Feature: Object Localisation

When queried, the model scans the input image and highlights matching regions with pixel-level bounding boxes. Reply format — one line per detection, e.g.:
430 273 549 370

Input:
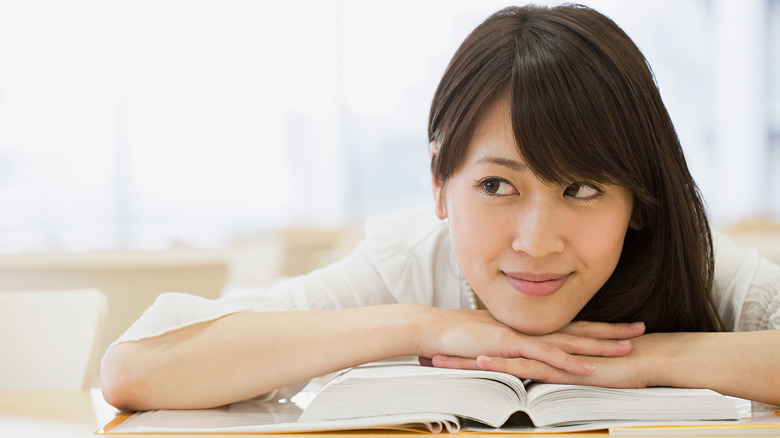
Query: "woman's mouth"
503 271 572 297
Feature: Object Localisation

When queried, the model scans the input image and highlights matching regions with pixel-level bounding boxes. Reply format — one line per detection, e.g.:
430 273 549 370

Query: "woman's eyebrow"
475 156 527 172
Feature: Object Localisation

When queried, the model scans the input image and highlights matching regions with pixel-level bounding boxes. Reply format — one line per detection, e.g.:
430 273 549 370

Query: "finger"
429 355 480 370
559 321 645 339
434 341 596 377
543 333 633 357
476 355 577 383
503 338 595 376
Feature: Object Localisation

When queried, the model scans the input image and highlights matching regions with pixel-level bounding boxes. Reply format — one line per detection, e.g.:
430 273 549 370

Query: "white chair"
0 251 227 388
0 289 107 390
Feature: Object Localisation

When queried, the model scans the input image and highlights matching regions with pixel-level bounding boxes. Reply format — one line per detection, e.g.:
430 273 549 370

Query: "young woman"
101 4 780 411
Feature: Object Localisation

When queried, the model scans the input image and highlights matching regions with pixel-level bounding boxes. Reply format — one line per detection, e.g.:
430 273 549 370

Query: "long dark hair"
428 4 724 332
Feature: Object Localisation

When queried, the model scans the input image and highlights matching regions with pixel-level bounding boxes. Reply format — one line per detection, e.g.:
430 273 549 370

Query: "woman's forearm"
101 303 609 411
101 304 419 411
647 330 780 405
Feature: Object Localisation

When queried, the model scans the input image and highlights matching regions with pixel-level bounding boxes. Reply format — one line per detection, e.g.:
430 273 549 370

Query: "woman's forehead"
468 99 517 155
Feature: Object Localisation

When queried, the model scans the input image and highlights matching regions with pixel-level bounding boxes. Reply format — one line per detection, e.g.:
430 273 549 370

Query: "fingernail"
475 356 491 370
629 322 645 329
477 355 493 365
581 362 595 373
617 340 631 345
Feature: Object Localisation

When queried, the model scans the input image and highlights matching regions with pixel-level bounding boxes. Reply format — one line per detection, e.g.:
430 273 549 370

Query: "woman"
101 4 780 411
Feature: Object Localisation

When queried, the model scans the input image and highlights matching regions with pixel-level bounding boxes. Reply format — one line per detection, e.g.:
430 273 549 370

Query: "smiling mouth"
503 271 572 297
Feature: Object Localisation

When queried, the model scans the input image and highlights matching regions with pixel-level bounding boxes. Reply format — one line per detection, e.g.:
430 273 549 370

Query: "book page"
298 362 529 427
524 383 740 427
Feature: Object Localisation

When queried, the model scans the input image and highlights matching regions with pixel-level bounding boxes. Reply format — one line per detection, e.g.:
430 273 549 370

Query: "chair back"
0 253 226 387
0 289 107 390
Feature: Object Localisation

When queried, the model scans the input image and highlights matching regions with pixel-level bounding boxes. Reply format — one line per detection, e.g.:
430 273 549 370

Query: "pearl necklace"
467 288 479 310
463 278 480 310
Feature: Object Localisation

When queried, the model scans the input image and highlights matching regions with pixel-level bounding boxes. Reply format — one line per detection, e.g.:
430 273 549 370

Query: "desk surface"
0 389 772 438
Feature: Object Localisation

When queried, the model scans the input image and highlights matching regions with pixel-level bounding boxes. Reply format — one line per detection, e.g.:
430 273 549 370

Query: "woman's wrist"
392 303 433 358
631 333 671 388
391 303 461 360
637 332 717 389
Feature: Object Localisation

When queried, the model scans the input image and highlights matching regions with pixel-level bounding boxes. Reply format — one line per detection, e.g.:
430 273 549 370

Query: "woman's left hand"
427 321 658 389
478 333 663 388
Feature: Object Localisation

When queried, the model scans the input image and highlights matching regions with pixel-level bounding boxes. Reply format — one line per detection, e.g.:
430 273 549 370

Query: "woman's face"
433 99 635 335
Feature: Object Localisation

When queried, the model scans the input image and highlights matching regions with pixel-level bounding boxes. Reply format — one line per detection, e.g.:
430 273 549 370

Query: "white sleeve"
225 206 458 312
110 240 394 347
113 292 254 344
257 240 401 311
712 231 780 331
108 207 462 347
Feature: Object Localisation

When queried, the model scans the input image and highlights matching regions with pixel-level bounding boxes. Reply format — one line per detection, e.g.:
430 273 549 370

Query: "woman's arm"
101 305 415 411
101 304 638 411
466 329 780 406
638 330 780 405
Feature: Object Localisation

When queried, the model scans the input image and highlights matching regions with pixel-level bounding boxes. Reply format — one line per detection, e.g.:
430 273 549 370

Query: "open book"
105 359 744 434
297 361 740 431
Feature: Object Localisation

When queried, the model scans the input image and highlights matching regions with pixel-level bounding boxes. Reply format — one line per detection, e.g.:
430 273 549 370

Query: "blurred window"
0 0 776 252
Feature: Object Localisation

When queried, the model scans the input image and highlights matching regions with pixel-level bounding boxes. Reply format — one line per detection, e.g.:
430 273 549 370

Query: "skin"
101 99 780 412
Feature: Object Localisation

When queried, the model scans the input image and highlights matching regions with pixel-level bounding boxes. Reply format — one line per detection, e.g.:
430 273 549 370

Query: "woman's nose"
510 202 565 258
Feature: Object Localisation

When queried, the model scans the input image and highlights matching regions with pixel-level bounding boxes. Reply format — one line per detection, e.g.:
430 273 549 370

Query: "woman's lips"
503 271 571 297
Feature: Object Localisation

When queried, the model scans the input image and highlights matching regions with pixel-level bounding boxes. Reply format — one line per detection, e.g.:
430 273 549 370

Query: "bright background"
0 0 778 254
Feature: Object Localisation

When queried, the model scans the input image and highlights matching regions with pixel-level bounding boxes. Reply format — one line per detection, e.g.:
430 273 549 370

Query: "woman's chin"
494 311 571 336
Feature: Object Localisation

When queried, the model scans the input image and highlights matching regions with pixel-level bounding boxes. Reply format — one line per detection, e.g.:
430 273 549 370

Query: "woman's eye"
564 183 602 200
480 178 517 196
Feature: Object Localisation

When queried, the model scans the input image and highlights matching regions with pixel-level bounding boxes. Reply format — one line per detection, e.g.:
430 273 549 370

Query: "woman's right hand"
413 305 644 378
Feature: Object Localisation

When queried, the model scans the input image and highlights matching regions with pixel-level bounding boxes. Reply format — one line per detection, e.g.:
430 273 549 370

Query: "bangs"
508 18 647 195
431 4 659 208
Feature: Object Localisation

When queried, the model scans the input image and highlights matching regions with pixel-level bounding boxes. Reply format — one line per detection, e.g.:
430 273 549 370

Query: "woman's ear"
430 141 448 219
432 178 448 219
629 206 645 230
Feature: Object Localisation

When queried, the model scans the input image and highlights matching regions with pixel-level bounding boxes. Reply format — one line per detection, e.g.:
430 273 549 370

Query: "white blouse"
111 207 780 350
